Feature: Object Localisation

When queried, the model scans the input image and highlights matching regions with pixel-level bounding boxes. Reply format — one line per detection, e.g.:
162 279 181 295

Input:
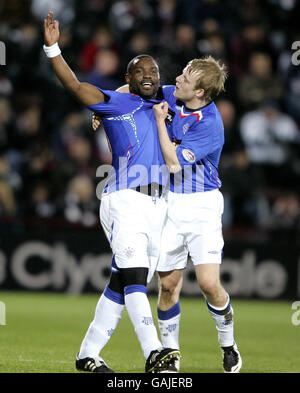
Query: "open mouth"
141 81 153 89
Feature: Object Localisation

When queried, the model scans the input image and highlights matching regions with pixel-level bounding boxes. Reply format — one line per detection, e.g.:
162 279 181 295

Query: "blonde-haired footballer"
153 56 242 373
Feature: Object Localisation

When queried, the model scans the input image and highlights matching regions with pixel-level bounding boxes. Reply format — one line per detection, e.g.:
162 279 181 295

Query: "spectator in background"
0 98 12 152
230 21 277 79
265 0 300 41
121 30 153 69
237 52 283 110
22 142 57 211
197 30 228 61
63 175 98 227
0 72 13 97
27 182 56 219
15 104 42 141
0 157 17 218
279 35 300 125
236 0 265 24
175 0 234 35
31 0 75 27
153 0 176 45
109 0 154 42
216 98 243 156
86 49 122 91
157 24 199 84
0 180 16 218
269 192 300 233
240 100 300 188
79 26 118 73
6 22 41 90
67 137 94 175
57 136 96 190
7 99 44 188
220 149 267 229
52 111 88 160
0 155 22 198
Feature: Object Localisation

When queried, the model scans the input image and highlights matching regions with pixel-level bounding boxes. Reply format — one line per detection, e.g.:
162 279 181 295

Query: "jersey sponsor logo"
182 149 196 163
106 100 144 147
183 122 190 134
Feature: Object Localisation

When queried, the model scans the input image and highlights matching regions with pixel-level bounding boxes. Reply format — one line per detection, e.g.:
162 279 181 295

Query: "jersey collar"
177 100 213 122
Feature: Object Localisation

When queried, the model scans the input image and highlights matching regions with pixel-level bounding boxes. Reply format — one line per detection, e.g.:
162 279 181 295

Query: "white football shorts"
157 189 224 272
100 189 168 282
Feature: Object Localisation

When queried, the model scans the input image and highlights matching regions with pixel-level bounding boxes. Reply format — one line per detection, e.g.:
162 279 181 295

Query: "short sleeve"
86 88 130 117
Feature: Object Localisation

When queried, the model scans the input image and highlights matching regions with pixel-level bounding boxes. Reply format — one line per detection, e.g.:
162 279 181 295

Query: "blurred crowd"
0 0 300 241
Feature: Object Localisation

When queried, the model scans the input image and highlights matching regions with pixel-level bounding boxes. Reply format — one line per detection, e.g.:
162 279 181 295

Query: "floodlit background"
0 0 300 373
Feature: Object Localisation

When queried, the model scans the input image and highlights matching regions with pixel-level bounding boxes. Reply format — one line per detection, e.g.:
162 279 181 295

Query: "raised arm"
44 11 104 106
153 102 182 173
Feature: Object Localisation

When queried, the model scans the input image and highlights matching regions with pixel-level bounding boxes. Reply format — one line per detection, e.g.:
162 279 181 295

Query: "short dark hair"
126 55 158 75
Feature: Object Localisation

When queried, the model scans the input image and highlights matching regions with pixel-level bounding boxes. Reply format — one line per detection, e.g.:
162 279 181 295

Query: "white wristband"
43 42 61 58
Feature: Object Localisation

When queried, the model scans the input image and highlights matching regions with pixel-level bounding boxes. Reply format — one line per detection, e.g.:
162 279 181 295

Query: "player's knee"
159 274 182 297
199 278 221 298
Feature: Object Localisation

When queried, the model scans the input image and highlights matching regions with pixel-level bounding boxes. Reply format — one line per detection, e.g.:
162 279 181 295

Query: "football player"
153 57 242 373
43 11 180 373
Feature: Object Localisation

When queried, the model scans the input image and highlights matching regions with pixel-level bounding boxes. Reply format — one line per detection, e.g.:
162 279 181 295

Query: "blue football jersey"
87 89 168 192
162 85 225 193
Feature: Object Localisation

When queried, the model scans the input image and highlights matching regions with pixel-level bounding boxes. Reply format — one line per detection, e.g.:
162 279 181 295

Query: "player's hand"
44 11 60 46
153 101 169 121
92 113 102 131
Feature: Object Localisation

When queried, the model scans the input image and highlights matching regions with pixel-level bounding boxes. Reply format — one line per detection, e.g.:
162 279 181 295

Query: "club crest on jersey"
182 149 195 163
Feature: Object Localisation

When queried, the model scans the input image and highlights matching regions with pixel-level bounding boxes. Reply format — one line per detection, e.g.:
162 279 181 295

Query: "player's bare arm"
153 102 182 173
44 12 104 106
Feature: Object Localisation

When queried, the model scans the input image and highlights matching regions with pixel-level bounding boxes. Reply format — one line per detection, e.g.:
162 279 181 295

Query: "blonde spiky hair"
185 56 228 102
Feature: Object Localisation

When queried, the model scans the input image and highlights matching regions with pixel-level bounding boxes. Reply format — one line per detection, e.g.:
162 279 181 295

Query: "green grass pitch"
0 291 299 373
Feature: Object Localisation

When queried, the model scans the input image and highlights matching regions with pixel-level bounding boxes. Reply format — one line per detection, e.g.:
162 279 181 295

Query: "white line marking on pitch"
17 356 72 364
